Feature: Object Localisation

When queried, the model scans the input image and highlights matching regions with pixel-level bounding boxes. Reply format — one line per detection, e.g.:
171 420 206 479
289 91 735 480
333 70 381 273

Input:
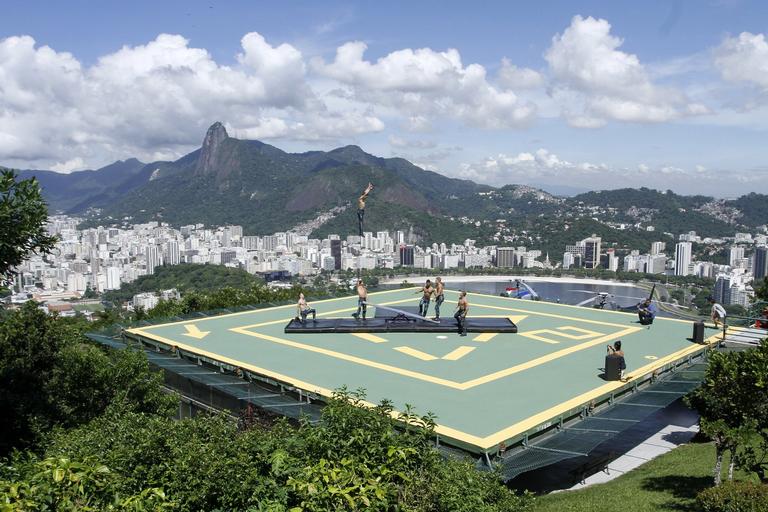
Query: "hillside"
17 159 150 212
82 123 497 242
5 123 765 246
570 188 738 235
102 263 263 303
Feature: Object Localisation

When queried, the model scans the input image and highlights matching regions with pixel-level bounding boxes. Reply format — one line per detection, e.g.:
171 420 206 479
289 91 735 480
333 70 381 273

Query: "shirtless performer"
416 279 434 317
295 292 316 324
352 279 368 320
454 291 469 336
433 277 445 320
357 182 374 237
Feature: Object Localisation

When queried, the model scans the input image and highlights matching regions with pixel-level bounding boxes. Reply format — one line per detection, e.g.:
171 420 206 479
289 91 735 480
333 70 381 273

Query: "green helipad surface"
127 287 716 453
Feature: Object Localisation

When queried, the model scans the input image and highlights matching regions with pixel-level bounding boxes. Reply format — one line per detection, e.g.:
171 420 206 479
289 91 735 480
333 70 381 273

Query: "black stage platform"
285 305 518 334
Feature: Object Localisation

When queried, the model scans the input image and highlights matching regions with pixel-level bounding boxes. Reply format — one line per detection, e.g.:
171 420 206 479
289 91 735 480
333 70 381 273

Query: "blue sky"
2 0 768 197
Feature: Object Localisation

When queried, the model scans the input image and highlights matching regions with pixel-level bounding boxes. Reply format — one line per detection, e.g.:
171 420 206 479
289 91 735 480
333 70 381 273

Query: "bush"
33 389 533 511
0 456 175 511
697 482 768 512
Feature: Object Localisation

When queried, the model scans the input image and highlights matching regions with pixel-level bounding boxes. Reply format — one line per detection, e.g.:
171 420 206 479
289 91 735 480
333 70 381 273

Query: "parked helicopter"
569 286 690 311
499 279 539 300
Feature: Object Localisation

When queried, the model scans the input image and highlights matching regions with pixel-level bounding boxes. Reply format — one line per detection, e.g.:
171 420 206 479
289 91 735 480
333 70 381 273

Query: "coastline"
381 275 641 288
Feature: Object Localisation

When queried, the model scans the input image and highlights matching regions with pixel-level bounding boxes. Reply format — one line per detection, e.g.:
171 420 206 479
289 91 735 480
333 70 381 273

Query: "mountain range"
9 122 767 247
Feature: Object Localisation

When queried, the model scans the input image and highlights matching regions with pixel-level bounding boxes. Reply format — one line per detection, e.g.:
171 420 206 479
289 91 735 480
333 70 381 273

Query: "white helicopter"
570 286 690 311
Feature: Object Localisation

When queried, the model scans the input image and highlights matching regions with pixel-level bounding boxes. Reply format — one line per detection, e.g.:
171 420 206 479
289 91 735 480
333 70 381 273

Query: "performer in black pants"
352 279 368 320
416 279 433 317
433 277 445 320
357 182 374 237
454 291 469 336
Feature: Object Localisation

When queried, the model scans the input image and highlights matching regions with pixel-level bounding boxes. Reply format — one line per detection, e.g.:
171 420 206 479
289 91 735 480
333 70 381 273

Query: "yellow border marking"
351 333 388 344
394 346 438 361
473 333 498 343
442 346 476 360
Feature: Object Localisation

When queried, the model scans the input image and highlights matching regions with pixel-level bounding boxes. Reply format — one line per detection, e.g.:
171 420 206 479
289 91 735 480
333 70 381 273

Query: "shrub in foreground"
697 481 768 512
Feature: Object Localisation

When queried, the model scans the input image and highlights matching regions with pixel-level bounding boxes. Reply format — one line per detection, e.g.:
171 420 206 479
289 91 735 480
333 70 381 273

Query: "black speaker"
693 321 705 344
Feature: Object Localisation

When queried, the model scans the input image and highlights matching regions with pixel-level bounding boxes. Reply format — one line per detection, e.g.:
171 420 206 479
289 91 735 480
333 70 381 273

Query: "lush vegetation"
102 263 265 303
0 170 58 284
687 341 768 485
0 303 176 456
2 389 532 511
725 193 768 229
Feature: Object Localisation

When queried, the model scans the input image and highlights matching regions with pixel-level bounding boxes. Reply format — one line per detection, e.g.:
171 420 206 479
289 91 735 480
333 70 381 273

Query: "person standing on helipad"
454 291 469 336
352 279 368 320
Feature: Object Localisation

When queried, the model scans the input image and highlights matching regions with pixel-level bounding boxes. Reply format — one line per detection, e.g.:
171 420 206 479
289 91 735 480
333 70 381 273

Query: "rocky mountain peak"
196 122 229 174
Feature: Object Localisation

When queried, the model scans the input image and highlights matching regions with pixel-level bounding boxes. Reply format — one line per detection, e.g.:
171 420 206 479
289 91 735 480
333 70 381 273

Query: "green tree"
755 277 768 302
688 342 768 485
0 170 58 284
0 302 176 455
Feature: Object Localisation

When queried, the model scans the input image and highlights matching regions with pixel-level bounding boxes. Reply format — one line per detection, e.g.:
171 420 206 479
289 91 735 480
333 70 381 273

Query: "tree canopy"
0 170 58 284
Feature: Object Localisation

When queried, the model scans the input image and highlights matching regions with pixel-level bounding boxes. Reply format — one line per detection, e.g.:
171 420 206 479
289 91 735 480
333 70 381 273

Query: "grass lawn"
530 441 748 512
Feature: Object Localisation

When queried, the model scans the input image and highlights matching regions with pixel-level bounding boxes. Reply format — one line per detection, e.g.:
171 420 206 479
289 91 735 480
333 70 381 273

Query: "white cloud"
545 15 709 127
497 58 544 89
313 41 538 129
454 148 764 197
714 32 768 89
457 148 606 184
0 33 383 169
50 157 86 173
388 135 437 149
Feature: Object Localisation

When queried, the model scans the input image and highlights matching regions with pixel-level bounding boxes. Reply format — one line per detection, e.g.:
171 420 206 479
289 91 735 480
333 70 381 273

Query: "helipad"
125 287 718 454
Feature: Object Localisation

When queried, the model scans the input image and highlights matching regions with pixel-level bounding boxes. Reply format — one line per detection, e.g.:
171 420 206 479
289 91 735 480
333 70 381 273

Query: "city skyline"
10 214 765 313
2 1 768 196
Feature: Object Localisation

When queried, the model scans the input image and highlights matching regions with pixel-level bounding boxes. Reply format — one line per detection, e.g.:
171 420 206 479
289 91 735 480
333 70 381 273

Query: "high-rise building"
330 239 342 270
145 245 161 274
583 236 602 269
496 247 516 268
647 255 667 274
729 246 745 267
674 242 692 276
399 245 415 266
754 247 768 280
105 267 121 290
165 240 180 265
650 241 665 256
562 252 575 270
714 276 732 305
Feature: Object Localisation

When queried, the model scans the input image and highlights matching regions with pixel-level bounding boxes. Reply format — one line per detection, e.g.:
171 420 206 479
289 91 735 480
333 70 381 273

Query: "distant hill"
17 159 151 212
4 124 765 246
